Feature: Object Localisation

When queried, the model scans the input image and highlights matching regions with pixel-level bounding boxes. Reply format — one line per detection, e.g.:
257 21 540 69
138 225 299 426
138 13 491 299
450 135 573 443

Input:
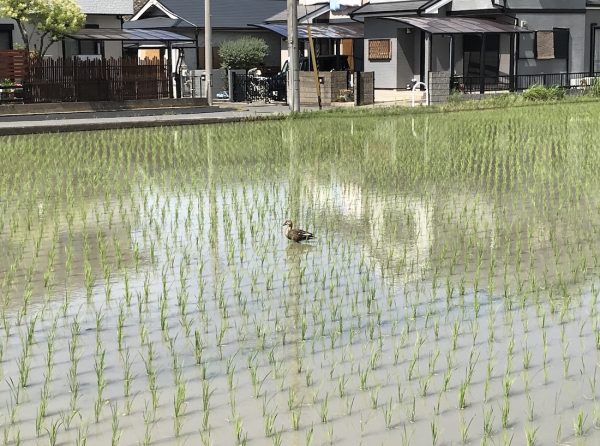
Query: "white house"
0 0 133 58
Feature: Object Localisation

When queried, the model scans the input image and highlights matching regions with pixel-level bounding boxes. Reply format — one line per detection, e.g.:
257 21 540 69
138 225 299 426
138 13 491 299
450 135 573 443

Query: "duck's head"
282 220 293 228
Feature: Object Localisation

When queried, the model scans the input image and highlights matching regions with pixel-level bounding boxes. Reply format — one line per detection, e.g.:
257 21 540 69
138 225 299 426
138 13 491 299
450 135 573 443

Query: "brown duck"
283 220 315 242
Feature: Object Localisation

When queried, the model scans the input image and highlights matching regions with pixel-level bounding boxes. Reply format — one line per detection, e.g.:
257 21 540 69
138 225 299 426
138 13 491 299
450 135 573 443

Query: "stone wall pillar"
428 71 451 104
354 72 374 106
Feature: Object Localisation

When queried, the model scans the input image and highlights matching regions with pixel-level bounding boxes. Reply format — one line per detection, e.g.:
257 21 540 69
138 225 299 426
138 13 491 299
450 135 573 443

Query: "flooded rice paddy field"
2 103 600 445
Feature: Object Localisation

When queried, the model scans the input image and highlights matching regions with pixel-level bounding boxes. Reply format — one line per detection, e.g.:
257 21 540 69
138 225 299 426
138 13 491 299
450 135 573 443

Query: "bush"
219 37 269 71
522 84 565 101
589 77 600 97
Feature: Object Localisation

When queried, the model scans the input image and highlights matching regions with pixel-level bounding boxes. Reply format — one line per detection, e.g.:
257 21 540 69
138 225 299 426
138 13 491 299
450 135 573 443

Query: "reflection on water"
1 103 600 444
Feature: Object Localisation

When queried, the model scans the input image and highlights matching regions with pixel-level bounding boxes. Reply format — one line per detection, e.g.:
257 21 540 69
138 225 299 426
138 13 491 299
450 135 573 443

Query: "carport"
66 28 195 97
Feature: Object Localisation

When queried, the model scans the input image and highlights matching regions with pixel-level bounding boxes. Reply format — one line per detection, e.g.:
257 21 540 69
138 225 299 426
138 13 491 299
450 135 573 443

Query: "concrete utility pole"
205 0 212 105
287 0 300 111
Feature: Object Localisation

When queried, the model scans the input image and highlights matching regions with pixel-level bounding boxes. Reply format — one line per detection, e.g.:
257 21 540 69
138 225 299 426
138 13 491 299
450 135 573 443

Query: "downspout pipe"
590 23 597 76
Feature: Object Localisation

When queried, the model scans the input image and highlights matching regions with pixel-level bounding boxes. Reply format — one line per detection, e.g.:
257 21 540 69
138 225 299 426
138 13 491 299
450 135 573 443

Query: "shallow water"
2 104 600 445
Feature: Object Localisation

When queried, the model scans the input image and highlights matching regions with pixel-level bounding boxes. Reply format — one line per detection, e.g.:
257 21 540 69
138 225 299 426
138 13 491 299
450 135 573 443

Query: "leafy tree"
0 0 86 56
219 37 269 72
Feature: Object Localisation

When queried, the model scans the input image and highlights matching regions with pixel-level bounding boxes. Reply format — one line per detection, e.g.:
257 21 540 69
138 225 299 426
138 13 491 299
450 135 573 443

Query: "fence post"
228 70 234 102
354 71 361 106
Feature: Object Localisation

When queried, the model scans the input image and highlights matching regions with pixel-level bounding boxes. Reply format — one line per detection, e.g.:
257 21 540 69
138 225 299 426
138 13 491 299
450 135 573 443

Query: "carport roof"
254 22 364 39
66 28 194 42
385 16 530 34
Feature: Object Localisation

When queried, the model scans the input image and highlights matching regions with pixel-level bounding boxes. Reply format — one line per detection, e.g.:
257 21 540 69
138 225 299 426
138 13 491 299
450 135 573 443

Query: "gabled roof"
351 1 429 18
127 0 287 29
266 3 329 23
77 0 133 15
124 17 184 29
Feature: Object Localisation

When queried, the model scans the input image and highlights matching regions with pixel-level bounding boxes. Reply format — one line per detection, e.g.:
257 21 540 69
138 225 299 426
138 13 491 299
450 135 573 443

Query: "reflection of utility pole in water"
412 116 430 166
207 127 221 297
286 123 302 222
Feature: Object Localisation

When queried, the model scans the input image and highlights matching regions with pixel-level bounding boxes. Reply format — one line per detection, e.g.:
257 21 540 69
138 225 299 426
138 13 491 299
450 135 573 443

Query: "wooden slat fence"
0 50 29 82
22 57 170 103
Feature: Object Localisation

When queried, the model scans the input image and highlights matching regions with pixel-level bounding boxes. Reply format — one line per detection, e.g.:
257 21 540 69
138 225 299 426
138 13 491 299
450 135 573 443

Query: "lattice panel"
368 39 392 61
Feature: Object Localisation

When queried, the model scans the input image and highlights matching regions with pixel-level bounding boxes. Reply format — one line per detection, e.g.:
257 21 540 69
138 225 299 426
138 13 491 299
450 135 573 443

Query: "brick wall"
429 71 451 104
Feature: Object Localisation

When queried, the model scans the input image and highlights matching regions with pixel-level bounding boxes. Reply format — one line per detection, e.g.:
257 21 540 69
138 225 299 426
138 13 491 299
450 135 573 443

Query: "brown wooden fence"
0 50 29 82
0 52 171 103
23 57 170 103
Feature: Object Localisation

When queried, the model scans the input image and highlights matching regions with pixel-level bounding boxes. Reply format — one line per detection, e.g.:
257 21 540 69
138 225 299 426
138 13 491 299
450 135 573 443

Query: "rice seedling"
45 419 62 446
574 409 587 437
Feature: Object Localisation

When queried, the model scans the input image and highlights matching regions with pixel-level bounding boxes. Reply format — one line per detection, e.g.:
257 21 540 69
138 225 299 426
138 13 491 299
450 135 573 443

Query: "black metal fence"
231 73 286 103
451 72 600 94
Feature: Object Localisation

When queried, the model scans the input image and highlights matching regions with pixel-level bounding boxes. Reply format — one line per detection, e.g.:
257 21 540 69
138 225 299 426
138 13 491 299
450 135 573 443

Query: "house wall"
516 13 585 74
499 33 511 75
397 29 415 88
585 9 600 72
505 0 586 9
364 17 401 89
432 34 451 72
454 34 464 75
446 0 493 11
450 0 587 10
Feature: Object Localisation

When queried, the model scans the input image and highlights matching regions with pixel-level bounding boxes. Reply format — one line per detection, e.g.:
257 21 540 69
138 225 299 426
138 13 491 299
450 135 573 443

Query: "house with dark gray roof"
125 0 286 70
352 0 600 98
0 0 132 58
256 1 365 72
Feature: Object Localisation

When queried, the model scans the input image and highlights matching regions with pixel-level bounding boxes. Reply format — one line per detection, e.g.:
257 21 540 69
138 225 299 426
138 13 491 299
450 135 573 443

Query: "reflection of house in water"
303 176 513 285
308 178 434 282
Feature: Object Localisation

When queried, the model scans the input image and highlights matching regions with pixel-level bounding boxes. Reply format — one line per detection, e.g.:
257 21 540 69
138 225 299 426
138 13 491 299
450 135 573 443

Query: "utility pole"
287 0 300 111
205 0 212 105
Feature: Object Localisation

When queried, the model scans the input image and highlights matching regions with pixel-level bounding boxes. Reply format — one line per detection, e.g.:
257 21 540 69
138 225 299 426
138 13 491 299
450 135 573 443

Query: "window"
368 39 391 61
64 24 103 57
553 28 569 59
463 34 499 77
519 29 569 60
79 24 102 55
0 25 13 50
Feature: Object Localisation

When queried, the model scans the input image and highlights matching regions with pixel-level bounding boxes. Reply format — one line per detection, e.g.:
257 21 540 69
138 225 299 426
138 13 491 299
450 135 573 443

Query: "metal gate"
232 72 286 103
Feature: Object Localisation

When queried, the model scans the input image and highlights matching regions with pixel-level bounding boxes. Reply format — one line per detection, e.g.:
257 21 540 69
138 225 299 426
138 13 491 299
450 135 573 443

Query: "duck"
283 220 315 243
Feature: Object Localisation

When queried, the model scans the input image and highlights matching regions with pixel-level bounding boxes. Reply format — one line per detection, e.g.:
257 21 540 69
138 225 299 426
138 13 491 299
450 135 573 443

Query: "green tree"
0 0 86 56
218 37 269 72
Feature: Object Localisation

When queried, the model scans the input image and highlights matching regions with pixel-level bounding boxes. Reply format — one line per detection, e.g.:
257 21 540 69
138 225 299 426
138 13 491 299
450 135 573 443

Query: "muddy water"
2 104 600 445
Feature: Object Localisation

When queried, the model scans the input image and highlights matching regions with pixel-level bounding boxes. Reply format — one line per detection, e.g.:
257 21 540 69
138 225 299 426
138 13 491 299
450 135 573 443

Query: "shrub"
589 77 600 97
219 37 269 72
522 84 565 101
